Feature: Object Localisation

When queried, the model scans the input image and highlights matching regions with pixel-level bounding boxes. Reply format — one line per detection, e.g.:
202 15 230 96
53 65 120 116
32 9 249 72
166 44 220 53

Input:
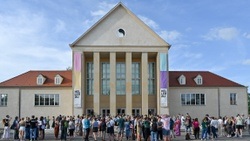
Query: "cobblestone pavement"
1 128 250 141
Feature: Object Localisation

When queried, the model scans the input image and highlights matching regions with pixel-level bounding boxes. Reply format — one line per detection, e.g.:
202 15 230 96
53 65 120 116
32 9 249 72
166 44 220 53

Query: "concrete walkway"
1 128 250 140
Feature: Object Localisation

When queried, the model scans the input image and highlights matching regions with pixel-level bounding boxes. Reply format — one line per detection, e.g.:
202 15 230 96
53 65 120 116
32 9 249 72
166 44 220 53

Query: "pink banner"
74 52 81 71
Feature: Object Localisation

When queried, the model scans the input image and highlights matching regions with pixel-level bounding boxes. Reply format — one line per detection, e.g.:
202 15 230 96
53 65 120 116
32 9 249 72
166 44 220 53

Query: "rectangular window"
86 62 94 95
132 108 141 116
230 93 237 105
0 94 8 106
148 108 156 115
117 108 126 115
148 62 155 95
116 63 126 95
34 94 59 106
102 62 110 95
86 109 94 116
132 62 140 95
101 109 110 117
181 93 205 105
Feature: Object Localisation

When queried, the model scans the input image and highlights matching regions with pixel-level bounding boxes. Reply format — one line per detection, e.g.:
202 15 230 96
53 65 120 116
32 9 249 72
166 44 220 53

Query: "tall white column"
126 52 132 115
93 52 100 115
110 52 116 116
141 52 148 115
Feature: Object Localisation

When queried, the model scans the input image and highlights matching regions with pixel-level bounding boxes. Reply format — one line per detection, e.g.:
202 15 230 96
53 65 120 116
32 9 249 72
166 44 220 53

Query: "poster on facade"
160 88 168 107
160 53 168 107
74 90 81 107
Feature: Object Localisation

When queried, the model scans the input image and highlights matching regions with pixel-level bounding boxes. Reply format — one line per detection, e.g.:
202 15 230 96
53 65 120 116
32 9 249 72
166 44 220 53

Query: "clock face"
118 28 125 37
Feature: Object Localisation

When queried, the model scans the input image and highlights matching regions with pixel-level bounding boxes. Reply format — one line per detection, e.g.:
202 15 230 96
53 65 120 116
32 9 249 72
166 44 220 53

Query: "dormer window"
194 74 203 85
54 74 63 85
37 74 46 85
178 75 186 85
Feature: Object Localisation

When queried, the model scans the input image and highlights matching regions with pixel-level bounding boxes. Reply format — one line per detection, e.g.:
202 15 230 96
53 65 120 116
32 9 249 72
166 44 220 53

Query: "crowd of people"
1 113 250 141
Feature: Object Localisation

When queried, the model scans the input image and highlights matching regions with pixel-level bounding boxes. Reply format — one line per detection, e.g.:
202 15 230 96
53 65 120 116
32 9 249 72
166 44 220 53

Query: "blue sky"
0 0 249 92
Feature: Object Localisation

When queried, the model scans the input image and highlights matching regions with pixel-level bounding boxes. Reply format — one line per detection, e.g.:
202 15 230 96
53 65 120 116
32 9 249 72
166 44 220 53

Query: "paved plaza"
1 128 250 141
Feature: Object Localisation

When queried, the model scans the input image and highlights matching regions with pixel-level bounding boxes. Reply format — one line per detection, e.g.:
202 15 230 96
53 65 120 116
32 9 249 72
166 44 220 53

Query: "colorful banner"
74 52 81 72
160 53 168 107
74 90 81 107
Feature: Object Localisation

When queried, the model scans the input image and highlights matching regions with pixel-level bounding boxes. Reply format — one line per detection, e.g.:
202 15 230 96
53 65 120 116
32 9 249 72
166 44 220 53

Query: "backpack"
152 121 157 132
64 121 68 128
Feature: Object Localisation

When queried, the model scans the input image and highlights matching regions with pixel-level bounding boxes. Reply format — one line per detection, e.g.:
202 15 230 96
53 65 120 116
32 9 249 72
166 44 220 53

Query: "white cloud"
203 27 239 41
183 52 202 59
242 59 250 65
0 8 71 82
243 32 250 39
54 19 66 33
158 30 182 43
91 2 116 17
138 15 159 30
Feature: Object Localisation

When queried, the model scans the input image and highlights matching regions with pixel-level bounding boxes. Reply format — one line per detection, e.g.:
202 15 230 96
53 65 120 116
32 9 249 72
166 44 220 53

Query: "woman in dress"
174 116 181 136
54 118 60 139
92 118 99 141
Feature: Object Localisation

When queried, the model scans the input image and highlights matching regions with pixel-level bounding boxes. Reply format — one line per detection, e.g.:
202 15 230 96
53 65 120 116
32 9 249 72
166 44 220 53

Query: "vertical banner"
160 53 168 107
73 52 82 108
74 52 82 71
74 90 81 107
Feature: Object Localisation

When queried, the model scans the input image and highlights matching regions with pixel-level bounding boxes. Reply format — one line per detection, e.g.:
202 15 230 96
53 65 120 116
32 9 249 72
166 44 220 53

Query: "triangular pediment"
70 3 170 48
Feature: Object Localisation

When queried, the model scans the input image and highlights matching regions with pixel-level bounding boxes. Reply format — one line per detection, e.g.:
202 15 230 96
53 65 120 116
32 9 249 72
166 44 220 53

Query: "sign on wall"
74 89 81 107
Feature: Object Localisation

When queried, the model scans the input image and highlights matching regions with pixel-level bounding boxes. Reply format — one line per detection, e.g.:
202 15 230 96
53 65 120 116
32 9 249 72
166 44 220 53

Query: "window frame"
34 94 59 106
86 62 94 95
132 62 140 95
148 62 156 95
101 62 110 95
181 93 206 106
230 93 237 105
116 62 126 95
0 94 8 106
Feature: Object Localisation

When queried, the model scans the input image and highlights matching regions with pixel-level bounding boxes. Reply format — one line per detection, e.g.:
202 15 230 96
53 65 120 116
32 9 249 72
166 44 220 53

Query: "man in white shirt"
210 117 218 139
161 114 171 141
217 116 223 136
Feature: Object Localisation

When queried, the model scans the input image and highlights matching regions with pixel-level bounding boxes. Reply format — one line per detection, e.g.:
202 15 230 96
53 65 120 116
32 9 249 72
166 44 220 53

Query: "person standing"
157 116 163 140
235 114 243 138
60 116 68 141
82 115 91 141
54 118 60 139
92 118 99 141
217 116 224 137
1 115 11 140
201 117 208 140
192 118 200 139
117 115 125 141
162 114 171 141
18 117 26 141
68 117 75 140
247 115 250 134
11 116 19 141
210 117 218 139
174 116 181 136
100 117 106 141
30 115 38 141
25 117 30 140
150 117 158 141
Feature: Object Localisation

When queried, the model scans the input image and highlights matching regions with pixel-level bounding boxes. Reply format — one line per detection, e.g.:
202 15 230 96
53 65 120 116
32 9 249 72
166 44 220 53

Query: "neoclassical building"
0 3 248 121
70 3 170 116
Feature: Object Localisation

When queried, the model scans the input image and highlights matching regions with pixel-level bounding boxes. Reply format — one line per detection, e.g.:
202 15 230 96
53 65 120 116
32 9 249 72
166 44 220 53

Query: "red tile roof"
169 71 245 87
0 70 244 88
0 70 72 87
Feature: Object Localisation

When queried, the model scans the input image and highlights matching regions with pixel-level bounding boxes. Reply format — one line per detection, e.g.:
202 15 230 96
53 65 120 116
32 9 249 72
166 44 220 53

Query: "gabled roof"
169 71 245 87
0 70 244 88
70 2 170 48
0 70 72 87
